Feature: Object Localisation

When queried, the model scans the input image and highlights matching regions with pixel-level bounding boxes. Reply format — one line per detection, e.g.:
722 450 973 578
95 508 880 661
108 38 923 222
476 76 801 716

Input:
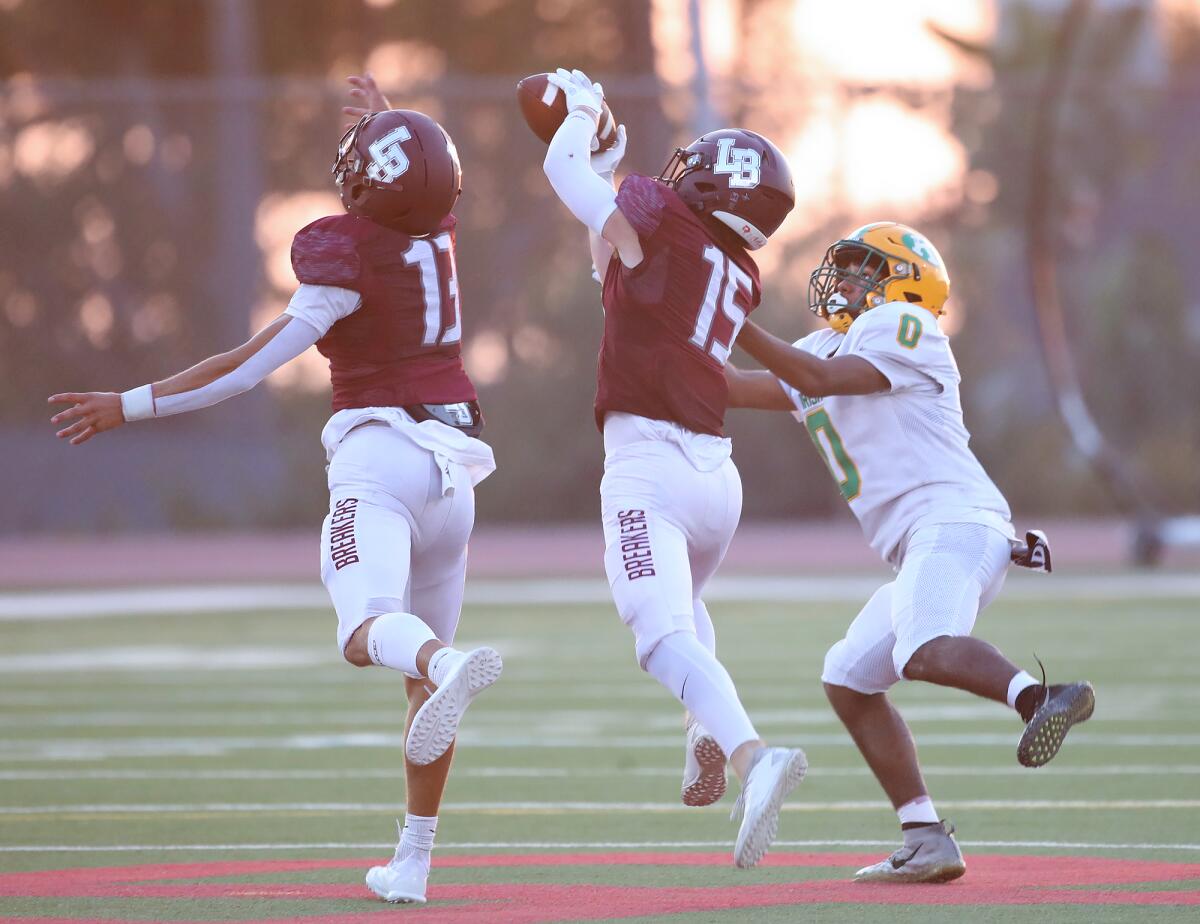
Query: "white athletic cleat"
853 820 966 883
682 720 727 807
730 746 808 869
405 646 503 766
365 854 429 904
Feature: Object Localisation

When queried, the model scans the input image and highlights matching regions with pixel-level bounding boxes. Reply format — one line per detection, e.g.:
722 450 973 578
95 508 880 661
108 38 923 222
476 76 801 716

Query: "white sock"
427 647 466 687
644 631 758 758
897 795 939 826
397 813 437 868
366 613 436 676
1006 670 1040 709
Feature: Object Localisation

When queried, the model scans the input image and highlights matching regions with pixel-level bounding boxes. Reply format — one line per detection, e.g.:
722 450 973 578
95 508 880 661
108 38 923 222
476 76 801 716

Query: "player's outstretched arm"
736 320 889 398
49 314 322 446
725 363 793 410
542 69 643 269
343 72 391 122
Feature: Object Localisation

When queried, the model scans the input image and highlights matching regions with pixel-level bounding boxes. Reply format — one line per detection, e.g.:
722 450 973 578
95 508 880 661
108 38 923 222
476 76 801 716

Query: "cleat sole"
682 735 727 807
405 647 502 766
734 749 808 870
1017 682 1095 768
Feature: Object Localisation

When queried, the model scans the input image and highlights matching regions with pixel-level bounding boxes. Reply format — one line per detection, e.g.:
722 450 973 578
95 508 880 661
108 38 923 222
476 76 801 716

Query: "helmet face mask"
808 242 892 333
808 222 950 333
332 110 462 236
656 129 795 250
657 146 707 190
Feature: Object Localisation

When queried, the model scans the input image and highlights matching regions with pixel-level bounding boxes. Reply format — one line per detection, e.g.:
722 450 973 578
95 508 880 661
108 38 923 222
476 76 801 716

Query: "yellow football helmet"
808 221 950 334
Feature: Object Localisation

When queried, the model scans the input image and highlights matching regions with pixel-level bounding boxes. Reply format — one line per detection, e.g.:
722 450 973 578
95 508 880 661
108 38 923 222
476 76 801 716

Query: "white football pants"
599 414 759 756
822 521 1013 694
599 418 742 667
321 422 475 654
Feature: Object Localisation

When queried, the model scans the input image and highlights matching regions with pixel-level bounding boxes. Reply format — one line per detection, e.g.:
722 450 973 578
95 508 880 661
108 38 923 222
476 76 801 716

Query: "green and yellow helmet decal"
808 221 950 332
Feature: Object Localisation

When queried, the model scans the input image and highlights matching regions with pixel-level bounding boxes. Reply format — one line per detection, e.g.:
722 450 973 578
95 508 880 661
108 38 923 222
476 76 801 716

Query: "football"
516 72 618 151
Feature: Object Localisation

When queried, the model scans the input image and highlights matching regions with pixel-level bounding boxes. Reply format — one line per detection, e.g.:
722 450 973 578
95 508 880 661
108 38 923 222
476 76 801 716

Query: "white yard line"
3 764 1200 782
0 702 1104 728
2 573 1199 620
1 838 1199 853
3 799 1200 815
1 730 1199 762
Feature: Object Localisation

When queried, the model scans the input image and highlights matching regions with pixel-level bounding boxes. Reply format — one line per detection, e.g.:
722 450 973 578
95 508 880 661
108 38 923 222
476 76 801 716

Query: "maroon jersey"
290 213 477 411
596 174 761 437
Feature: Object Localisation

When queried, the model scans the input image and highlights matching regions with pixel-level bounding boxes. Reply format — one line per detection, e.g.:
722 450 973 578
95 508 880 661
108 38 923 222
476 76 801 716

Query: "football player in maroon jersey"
49 91 499 906
541 68 807 868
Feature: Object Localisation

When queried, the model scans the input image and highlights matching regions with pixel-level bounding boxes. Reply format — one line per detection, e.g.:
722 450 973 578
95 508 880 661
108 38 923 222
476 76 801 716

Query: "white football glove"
548 67 604 125
591 123 627 180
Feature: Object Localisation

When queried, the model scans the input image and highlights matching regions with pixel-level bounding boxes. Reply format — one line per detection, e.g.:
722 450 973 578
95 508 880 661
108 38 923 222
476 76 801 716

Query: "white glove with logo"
591 124 627 181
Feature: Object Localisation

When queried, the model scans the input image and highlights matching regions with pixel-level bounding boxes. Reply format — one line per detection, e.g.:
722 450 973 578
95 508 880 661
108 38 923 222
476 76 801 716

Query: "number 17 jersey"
595 174 762 437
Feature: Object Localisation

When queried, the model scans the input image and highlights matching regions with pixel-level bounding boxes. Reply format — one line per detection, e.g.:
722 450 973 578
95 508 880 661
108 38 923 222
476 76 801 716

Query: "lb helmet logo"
714 137 761 189
367 126 412 183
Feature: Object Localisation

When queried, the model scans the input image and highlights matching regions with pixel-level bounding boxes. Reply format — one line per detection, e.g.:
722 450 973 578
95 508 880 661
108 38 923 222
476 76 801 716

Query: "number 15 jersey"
779 302 1013 566
595 174 762 437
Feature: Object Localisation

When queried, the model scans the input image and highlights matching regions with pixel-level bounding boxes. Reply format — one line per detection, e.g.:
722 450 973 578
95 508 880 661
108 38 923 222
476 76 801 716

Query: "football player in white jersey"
725 222 1096 883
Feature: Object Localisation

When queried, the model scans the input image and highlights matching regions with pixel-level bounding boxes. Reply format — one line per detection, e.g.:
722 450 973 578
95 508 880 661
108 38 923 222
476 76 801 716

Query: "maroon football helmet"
332 110 462 236
657 128 795 250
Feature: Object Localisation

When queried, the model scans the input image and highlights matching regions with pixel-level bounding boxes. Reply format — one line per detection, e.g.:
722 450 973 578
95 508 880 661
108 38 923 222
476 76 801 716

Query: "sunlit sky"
5 0 1193 388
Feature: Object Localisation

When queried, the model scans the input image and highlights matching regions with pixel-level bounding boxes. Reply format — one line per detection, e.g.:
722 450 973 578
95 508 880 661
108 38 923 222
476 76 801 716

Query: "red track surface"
2 851 1198 922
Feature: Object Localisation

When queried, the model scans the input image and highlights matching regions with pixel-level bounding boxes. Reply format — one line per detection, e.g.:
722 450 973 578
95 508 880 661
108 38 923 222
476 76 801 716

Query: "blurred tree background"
1 0 1196 533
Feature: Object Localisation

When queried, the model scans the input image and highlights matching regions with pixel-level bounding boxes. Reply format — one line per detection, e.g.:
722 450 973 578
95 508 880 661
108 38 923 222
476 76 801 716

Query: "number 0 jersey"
596 174 762 437
779 302 1013 566
289 212 476 412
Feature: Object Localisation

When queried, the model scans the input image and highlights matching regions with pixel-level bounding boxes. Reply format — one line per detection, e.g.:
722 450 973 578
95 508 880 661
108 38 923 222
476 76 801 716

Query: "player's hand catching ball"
547 68 604 125
343 72 391 123
48 392 125 445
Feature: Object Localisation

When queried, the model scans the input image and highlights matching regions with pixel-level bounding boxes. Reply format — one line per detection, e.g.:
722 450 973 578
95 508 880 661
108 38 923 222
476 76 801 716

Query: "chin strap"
827 310 855 334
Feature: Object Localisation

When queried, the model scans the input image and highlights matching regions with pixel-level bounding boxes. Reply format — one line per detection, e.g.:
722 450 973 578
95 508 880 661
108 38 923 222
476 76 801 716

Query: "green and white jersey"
779 301 1013 566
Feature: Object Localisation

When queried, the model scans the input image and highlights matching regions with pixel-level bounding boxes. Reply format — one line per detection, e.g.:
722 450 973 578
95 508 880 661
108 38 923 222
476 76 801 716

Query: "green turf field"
1 581 1199 921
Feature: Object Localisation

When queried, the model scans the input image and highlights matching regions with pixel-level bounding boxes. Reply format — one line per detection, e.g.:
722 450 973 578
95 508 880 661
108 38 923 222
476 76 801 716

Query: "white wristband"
120 384 156 422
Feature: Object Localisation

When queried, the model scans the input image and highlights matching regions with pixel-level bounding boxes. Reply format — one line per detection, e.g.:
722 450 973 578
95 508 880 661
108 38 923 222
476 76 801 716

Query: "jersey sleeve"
777 330 836 410
615 173 668 240
290 217 363 290
843 304 953 394
284 284 362 338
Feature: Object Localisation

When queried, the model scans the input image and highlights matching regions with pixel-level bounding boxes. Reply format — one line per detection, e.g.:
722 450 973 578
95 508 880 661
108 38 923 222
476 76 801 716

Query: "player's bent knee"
342 619 375 668
901 635 952 682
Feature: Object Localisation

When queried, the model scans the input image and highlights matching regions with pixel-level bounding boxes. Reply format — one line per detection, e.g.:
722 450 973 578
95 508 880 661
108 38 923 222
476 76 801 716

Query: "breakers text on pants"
330 497 360 570
618 509 656 580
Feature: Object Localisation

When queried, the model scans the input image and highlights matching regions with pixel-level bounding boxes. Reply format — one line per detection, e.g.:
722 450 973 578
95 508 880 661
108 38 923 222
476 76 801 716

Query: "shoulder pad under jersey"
291 215 363 289
846 302 955 388
615 173 669 239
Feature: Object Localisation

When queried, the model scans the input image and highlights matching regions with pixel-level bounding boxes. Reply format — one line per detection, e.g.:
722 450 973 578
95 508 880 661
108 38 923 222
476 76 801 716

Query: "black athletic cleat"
1017 681 1095 767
